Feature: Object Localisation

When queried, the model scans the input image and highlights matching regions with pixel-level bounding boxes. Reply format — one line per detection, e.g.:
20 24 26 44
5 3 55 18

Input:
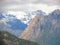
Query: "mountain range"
0 10 45 37
0 13 27 36
20 9 60 45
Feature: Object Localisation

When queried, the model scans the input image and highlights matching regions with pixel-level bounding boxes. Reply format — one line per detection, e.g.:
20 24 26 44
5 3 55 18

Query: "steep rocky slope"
20 14 45 41
20 9 60 45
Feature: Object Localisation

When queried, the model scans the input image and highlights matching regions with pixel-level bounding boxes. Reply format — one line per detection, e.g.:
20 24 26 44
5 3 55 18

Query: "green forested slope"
0 31 39 45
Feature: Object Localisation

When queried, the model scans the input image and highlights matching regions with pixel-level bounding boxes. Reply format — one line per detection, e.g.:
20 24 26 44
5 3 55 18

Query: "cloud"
7 11 26 19
1 0 60 5
30 0 60 5
3 4 59 13
0 0 60 14
21 0 57 6
16 0 60 5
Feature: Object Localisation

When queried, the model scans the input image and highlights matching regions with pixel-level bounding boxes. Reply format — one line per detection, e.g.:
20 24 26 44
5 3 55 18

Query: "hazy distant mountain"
0 13 27 36
20 9 60 45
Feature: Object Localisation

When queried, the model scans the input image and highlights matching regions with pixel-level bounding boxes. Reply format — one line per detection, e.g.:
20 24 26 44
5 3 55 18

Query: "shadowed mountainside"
0 31 39 45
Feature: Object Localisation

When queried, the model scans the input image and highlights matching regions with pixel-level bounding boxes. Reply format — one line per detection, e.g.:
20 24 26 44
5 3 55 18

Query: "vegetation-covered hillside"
0 31 39 45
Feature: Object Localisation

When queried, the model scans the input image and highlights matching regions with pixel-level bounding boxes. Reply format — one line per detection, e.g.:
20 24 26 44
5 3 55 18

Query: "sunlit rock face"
20 9 60 45
20 14 45 40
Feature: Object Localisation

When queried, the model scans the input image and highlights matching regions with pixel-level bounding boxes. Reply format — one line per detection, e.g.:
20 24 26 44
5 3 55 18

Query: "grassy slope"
0 31 39 45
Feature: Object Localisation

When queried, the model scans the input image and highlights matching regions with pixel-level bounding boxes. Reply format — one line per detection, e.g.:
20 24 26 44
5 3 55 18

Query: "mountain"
21 10 46 25
20 14 45 40
20 9 60 45
0 14 5 19
0 31 39 45
0 10 45 37
49 9 60 20
30 10 46 15
0 13 27 36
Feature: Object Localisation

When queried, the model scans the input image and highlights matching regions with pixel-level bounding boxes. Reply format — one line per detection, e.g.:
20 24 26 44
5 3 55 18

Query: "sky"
0 0 60 21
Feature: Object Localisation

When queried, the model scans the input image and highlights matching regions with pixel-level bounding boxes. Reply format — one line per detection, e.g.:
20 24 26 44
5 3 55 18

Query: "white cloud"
1 0 60 6
3 4 59 14
24 4 59 14
7 11 26 19
4 0 60 5
7 11 32 24
1 0 60 13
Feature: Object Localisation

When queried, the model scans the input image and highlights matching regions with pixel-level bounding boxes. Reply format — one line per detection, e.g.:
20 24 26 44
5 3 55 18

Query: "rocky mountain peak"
20 9 60 45
20 14 45 41
49 9 60 20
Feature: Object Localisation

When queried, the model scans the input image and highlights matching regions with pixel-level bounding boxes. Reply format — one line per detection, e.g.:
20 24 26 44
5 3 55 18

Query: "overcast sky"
1 0 60 5
0 0 60 15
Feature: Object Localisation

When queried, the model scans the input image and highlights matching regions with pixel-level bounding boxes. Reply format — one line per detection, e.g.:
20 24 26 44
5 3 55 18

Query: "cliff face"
20 14 45 41
20 9 60 45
